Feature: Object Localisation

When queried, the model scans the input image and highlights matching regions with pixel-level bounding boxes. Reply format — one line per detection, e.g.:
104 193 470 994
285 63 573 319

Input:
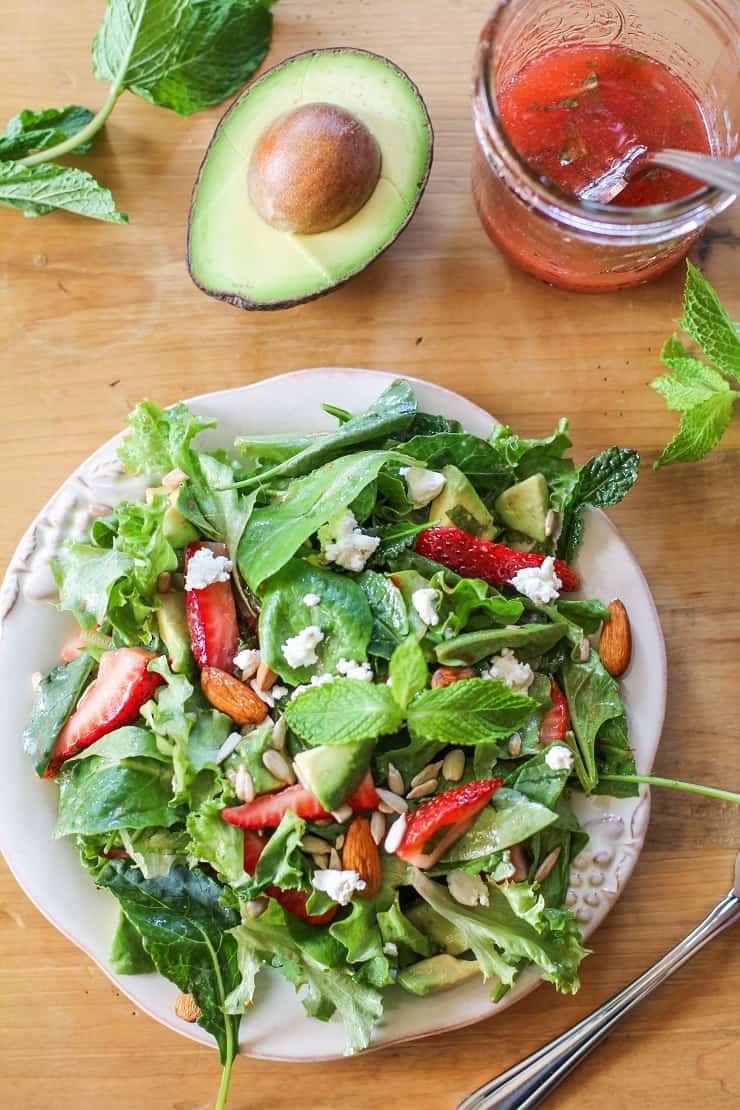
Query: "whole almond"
174 993 200 1022
201 667 269 725
599 599 632 677
342 816 381 899
431 665 476 688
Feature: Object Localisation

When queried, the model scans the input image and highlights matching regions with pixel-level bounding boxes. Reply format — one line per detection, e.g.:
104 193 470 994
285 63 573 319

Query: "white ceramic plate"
0 368 666 1061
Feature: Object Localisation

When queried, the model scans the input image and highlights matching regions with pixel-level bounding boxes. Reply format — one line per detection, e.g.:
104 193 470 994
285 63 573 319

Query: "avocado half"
186 48 433 311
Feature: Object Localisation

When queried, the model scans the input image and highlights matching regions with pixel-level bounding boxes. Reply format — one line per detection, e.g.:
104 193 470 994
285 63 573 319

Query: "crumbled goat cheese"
233 648 261 678
323 510 379 573
302 592 321 607
544 744 575 772
399 466 446 508
382 942 399 957
412 587 441 627
337 658 373 681
312 868 366 906
481 648 534 692
291 672 335 699
447 870 490 907
509 556 562 605
184 547 233 591
281 625 324 669
272 685 288 700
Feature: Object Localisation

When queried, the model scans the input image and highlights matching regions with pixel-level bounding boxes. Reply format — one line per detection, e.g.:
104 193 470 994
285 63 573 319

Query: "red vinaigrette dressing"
497 44 711 206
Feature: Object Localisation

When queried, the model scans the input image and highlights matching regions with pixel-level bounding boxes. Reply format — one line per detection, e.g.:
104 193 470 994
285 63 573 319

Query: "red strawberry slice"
46 648 163 776
395 778 503 868
242 830 337 925
60 627 86 662
185 542 239 673
415 526 579 592
539 678 569 744
222 772 378 830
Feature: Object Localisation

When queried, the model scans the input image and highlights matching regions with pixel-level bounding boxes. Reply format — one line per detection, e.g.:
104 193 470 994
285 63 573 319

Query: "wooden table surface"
1 2 739 1107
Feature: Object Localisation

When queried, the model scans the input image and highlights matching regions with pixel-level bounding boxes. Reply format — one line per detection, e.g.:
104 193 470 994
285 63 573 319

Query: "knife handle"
457 887 740 1110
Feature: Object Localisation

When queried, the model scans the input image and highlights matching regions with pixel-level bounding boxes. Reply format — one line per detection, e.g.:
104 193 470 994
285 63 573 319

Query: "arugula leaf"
54 753 179 837
436 622 566 667
285 680 403 746
0 159 127 220
389 635 428 710
109 909 155 974
552 599 609 636
23 654 94 776
680 260 740 380
406 678 535 746
238 451 405 591
259 558 373 684
97 861 240 1068
440 788 558 865
556 446 640 561
507 751 571 809
561 654 625 792
395 432 509 489
0 106 96 159
593 714 638 797
357 569 409 657
489 418 575 484
234 380 417 488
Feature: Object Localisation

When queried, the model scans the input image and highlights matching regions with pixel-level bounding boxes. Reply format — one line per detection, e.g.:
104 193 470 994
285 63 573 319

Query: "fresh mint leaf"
23 654 94 777
285 679 403 746
654 391 736 469
0 105 95 159
407 678 535 746
436 622 567 667
0 160 127 220
556 446 639 561
389 635 428 710
680 260 740 380
93 0 274 116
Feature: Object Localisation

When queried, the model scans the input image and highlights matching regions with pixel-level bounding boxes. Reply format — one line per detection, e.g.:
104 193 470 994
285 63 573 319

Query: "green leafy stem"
601 773 740 805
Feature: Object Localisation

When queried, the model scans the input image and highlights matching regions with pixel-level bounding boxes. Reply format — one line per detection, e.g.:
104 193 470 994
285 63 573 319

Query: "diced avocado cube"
494 473 549 542
156 591 193 674
429 465 496 539
397 953 480 996
405 901 469 956
293 741 372 812
145 485 199 548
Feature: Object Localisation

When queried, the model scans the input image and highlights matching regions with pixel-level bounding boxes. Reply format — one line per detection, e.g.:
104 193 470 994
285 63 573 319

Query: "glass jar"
471 0 739 292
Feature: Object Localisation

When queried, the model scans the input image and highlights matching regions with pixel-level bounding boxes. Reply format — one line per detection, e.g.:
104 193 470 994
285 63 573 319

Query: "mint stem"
601 773 740 805
18 82 122 168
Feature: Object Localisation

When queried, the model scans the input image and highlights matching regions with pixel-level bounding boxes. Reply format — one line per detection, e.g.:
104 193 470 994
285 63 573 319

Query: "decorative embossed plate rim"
0 369 666 1061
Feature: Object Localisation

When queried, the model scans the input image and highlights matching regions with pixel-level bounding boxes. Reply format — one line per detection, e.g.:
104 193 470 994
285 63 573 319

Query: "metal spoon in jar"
578 144 740 204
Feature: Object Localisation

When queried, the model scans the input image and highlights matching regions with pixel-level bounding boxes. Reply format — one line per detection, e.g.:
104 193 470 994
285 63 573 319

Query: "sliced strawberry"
395 778 503 868
223 772 378 830
415 526 579 592
539 678 569 744
242 830 337 925
60 627 86 662
46 648 163 776
185 542 239 673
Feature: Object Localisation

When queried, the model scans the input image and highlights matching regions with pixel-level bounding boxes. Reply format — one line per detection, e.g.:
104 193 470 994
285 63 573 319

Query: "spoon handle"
650 149 740 194
456 887 740 1110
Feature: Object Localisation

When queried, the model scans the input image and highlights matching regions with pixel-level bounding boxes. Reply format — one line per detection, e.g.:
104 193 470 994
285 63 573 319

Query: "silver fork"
458 852 740 1110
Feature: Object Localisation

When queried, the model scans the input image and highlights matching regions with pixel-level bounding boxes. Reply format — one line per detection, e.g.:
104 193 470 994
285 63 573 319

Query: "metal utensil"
458 852 740 1110
578 145 740 204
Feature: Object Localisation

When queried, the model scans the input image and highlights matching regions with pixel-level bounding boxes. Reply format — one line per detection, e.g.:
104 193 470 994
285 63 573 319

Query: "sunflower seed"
578 636 591 662
442 749 465 781
508 732 523 757
262 749 295 785
215 731 243 765
314 818 333 827
156 571 171 594
329 848 342 870
311 853 331 870
335 833 345 850
376 787 408 814
370 811 386 845
534 847 562 883
271 716 287 750
233 765 255 803
246 897 268 919
301 834 333 855
384 814 407 854
387 763 405 794
544 509 561 540
163 467 188 491
407 778 438 800
410 760 444 788
331 804 353 823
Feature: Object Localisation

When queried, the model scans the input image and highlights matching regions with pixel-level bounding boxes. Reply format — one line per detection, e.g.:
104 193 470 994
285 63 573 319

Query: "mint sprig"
651 261 740 469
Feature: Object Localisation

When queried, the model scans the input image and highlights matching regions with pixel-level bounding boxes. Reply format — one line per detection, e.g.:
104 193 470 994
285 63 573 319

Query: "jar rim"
473 0 737 241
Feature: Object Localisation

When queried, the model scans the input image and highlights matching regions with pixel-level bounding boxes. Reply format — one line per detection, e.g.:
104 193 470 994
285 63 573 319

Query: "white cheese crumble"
337 658 373 681
447 870 490 907
382 941 399 957
302 592 321 607
184 547 233 591
281 625 324 669
509 556 562 605
412 587 441 627
233 648 261 678
290 672 335 700
249 680 287 707
481 648 534 692
544 744 575 772
323 510 379 573
399 466 447 508
312 868 367 906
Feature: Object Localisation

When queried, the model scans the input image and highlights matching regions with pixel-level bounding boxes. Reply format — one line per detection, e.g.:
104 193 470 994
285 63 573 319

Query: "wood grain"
1 2 738 1107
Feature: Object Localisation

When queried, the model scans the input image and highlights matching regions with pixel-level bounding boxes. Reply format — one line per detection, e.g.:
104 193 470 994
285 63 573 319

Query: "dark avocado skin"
185 47 434 312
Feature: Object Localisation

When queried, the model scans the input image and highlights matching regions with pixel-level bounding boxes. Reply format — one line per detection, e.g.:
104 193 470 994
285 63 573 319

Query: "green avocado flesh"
156 591 193 675
293 741 372 811
495 473 549 541
187 49 432 309
397 954 480 996
430 465 496 539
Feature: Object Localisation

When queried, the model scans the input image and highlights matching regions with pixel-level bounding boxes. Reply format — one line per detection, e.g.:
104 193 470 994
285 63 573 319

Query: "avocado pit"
248 102 382 235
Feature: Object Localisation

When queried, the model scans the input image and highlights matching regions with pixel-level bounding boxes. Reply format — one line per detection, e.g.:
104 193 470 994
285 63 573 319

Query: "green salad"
22 379 680 1106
